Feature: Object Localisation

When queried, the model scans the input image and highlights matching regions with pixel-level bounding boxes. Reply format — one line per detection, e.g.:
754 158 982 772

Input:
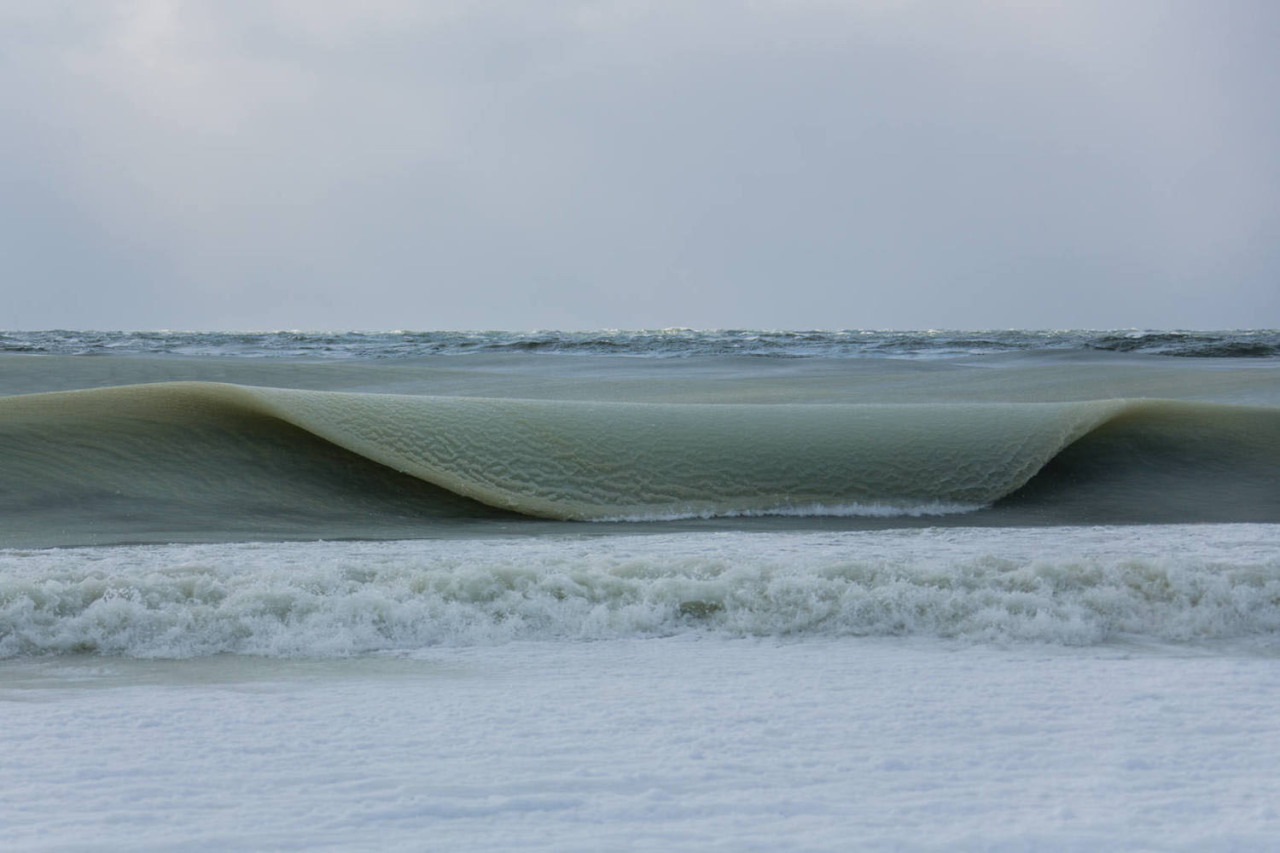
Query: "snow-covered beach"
6 633 1280 850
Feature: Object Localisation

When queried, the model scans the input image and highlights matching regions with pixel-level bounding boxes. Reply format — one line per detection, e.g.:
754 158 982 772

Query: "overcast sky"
2 0 1277 331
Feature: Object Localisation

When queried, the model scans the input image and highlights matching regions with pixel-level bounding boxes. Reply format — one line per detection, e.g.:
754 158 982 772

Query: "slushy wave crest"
3 382 1278 543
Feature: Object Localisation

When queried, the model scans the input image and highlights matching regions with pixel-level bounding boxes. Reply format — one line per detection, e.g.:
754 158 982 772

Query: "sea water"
2 330 1279 850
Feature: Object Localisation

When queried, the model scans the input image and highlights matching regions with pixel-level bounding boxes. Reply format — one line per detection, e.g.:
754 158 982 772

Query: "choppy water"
4 328 1279 359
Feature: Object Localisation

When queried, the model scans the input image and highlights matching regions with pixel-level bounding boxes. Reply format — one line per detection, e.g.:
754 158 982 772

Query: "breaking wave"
1 382 1279 547
3 527 1279 657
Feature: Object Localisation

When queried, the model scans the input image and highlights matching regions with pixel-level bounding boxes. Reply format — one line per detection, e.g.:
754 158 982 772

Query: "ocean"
3 329 1279 850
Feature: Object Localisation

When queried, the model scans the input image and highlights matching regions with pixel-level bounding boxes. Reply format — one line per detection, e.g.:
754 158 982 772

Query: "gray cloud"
2 0 1277 330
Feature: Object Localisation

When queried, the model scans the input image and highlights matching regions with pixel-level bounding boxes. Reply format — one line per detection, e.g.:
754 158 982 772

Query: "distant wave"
2 329 1278 359
2 382 1278 547
3 527 1278 657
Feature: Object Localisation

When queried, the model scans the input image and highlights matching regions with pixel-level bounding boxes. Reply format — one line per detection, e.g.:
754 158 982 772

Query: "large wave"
1 382 1279 546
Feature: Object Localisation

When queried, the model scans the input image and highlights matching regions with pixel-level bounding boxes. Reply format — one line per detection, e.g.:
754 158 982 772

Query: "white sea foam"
4 525 1278 658
593 500 985 521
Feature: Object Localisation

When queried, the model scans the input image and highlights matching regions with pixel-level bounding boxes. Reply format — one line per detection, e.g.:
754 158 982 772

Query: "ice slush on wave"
2 380 1279 547
3 525 1279 658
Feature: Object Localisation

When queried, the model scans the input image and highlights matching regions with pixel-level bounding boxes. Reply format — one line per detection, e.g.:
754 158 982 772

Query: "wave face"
3 527 1278 657
4 329 1279 359
2 381 1279 546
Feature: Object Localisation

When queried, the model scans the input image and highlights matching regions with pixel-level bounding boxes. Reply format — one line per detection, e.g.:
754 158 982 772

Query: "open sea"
3 329 1279 851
